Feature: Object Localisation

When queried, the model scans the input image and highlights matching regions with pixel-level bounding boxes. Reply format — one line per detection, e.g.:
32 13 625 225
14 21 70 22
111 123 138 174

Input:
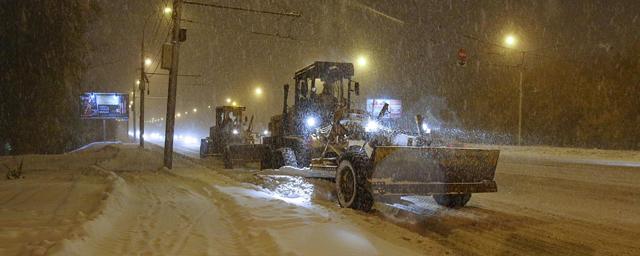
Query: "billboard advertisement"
80 92 129 119
366 98 402 119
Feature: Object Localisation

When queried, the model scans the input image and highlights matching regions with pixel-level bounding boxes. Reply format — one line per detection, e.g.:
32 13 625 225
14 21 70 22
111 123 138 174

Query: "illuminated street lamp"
232 101 237 106
226 98 232 104
176 113 181 118
255 87 263 96
193 108 197 113
504 34 517 47
163 7 172 15
356 55 367 67
136 80 141 85
144 58 152 66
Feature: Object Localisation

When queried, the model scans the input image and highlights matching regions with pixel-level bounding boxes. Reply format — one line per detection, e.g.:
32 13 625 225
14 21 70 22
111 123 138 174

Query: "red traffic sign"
457 48 468 66
457 48 468 61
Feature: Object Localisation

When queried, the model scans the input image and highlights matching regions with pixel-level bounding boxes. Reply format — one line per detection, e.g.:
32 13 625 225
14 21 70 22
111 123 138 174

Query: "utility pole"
163 0 182 169
517 51 525 146
139 35 146 148
132 84 136 142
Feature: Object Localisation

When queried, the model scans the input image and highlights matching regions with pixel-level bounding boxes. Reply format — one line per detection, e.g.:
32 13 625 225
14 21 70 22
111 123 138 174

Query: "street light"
144 58 152 66
255 87 263 96
232 101 237 106
226 98 232 104
163 7 172 15
193 108 197 113
356 55 367 67
136 80 141 85
503 33 524 144
504 34 517 47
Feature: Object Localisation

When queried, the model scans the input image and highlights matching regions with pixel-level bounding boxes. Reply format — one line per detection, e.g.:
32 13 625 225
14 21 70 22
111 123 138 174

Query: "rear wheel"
433 194 471 208
336 152 373 212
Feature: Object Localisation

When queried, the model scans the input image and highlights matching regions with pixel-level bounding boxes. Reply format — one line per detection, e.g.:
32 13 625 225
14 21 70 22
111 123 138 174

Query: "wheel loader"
227 61 499 211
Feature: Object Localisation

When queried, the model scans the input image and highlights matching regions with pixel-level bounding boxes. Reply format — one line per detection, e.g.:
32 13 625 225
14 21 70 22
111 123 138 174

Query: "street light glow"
193 108 197 113
357 55 367 67
144 58 152 66
176 113 181 117
136 80 141 85
226 98 231 103
504 35 517 47
255 87 263 96
163 7 172 15
232 101 237 106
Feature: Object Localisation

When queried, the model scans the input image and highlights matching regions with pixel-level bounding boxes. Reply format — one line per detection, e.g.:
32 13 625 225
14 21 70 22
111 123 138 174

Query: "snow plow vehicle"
199 105 256 158
229 61 499 211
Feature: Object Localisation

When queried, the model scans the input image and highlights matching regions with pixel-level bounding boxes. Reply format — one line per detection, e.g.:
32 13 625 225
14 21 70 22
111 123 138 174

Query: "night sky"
83 0 640 135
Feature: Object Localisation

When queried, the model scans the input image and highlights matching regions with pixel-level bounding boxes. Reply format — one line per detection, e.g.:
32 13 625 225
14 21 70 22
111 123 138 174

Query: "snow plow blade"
370 146 499 196
223 144 270 169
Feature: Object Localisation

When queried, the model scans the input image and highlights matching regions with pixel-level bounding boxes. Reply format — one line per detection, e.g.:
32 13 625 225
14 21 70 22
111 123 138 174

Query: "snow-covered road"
163 141 640 255
0 144 440 255
1 142 639 255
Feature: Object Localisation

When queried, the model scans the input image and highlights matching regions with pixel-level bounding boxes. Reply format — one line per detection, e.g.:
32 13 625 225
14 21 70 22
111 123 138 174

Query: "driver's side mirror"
354 82 360 96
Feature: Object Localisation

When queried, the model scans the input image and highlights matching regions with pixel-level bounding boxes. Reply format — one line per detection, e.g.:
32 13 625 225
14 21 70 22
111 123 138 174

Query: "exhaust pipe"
416 114 425 135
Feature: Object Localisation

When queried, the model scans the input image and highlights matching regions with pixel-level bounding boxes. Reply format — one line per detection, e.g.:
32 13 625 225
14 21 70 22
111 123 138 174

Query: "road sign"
457 48 467 66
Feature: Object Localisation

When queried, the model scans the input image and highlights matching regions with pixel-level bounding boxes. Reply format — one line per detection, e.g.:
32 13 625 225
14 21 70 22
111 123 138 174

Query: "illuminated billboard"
366 98 402 119
80 92 129 119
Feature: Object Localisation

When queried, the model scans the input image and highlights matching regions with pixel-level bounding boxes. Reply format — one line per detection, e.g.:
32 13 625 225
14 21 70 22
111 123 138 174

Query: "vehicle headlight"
232 129 239 135
421 123 431 134
365 119 380 132
305 116 318 128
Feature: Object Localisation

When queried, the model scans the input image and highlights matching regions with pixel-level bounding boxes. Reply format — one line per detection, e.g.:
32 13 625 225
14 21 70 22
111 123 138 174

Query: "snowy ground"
1 142 639 255
0 143 440 255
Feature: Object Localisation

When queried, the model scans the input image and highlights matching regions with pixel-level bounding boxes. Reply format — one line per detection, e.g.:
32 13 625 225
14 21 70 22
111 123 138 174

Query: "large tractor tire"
433 194 472 208
273 147 298 169
336 151 374 212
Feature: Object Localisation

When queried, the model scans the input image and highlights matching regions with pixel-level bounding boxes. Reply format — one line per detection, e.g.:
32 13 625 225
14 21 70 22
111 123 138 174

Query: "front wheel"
336 152 373 212
433 194 471 208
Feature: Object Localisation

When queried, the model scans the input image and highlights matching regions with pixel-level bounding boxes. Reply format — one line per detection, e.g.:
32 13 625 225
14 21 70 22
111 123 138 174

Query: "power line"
183 1 301 18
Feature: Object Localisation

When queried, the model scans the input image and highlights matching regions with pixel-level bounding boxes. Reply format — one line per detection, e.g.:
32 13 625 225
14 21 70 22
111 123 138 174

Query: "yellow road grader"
226 61 499 211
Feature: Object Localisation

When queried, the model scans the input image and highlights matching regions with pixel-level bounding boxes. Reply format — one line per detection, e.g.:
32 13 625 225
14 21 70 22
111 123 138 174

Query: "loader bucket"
370 146 499 195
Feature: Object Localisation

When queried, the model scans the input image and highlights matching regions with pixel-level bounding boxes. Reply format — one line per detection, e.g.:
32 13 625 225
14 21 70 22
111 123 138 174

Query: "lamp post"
503 34 524 145
138 13 154 148
139 6 171 147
